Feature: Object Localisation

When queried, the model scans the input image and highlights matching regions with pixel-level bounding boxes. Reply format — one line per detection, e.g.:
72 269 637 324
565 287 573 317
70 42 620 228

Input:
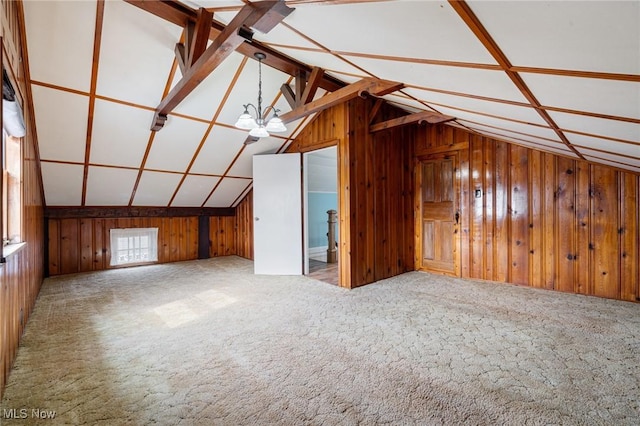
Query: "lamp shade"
265 116 286 133
235 112 258 130
249 126 269 138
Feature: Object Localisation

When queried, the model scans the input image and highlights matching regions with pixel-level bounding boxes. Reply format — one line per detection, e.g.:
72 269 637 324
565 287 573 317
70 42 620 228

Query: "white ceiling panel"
85 166 138 206
132 171 183 206
276 47 368 79
579 149 640 168
40 163 83 206
171 175 221 207
384 95 434 114
227 137 284 178
470 130 577 158
32 85 88 163
190 125 245 175
97 1 181 105
284 1 496 65
250 21 320 50
521 73 640 119
171 52 245 120
584 157 640 173
437 107 562 141
469 1 640 74
405 87 546 125
178 1 243 11
565 133 640 159
465 124 566 150
145 117 209 173
347 57 527 103
549 111 640 145
90 100 153 167
23 0 96 92
204 177 250 208
215 58 291 127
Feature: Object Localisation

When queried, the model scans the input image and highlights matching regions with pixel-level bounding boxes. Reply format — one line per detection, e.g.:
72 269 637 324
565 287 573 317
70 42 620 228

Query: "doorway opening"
303 146 339 285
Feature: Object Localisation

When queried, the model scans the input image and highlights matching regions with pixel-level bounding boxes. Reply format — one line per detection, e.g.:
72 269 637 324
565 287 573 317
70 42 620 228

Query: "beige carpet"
1 256 639 425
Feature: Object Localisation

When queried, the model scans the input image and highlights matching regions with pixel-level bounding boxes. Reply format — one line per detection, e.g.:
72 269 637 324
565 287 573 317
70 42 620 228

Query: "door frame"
415 151 461 277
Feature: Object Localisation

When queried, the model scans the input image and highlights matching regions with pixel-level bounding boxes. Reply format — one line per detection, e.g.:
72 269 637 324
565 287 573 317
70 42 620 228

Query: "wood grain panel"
1 0 46 398
60 218 79 275
590 165 620 299
620 173 639 302
469 135 483 278
79 219 93 271
234 191 253 260
417 123 639 302
542 153 556 290
494 140 509 283
529 149 542 287
575 161 591 295
46 215 219 275
555 157 576 292
510 145 529 285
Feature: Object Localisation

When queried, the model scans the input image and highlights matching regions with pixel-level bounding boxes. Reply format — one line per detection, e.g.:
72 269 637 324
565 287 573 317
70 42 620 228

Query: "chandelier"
234 52 287 138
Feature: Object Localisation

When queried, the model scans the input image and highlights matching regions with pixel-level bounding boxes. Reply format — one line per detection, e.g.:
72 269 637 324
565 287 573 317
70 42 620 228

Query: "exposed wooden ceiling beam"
45 206 235 219
125 0 345 92
150 1 293 131
186 8 213 68
279 78 403 124
370 111 456 133
299 67 324 106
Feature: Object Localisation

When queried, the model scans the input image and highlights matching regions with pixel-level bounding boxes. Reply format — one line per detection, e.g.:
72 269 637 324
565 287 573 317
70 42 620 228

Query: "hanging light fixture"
235 52 287 138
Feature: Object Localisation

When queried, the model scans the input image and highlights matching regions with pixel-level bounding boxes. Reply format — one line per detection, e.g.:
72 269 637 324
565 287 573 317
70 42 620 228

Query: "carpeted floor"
1 256 639 425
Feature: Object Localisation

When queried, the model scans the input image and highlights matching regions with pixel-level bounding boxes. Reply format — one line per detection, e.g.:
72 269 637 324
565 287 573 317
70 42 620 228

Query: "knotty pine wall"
417 125 639 302
234 191 253 260
1 1 46 397
47 212 253 276
289 98 415 288
47 217 199 275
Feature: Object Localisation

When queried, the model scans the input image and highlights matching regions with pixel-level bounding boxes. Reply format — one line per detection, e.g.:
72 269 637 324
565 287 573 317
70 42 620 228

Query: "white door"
253 153 302 275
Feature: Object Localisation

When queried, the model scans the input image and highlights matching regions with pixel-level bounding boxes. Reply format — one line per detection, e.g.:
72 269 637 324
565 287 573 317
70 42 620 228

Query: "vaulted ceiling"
22 0 639 208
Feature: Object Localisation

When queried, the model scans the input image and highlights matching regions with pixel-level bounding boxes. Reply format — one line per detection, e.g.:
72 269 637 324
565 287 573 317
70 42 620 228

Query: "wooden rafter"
187 8 212 67
125 0 345 92
299 67 324 106
448 0 585 160
280 66 324 109
279 78 404 124
150 1 294 131
370 111 456 133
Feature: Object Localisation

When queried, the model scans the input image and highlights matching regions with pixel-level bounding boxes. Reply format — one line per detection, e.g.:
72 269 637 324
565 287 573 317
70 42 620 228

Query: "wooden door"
418 153 460 276
253 153 302 275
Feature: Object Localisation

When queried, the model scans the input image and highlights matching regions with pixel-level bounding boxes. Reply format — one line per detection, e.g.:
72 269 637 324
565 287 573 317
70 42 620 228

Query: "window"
2 66 24 250
3 129 21 245
109 228 158 266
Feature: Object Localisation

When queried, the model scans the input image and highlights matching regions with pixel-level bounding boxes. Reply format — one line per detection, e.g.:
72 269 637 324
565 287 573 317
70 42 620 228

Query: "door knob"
255 217 260 221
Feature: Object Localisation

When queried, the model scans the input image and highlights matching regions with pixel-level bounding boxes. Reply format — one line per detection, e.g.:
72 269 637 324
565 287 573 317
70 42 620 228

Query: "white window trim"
109 227 158 266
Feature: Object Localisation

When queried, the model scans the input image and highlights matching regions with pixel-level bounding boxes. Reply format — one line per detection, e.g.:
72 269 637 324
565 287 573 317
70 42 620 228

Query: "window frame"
109 227 159 267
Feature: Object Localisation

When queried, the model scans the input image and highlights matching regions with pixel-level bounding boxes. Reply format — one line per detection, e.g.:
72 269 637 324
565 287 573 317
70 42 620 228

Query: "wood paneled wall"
1 1 46 397
209 216 235 257
417 125 639 302
288 98 415 288
234 191 253 260
45 203 255 275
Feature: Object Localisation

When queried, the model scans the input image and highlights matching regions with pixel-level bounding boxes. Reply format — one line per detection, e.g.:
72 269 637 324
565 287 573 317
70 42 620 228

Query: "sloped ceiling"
22 0 639 208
